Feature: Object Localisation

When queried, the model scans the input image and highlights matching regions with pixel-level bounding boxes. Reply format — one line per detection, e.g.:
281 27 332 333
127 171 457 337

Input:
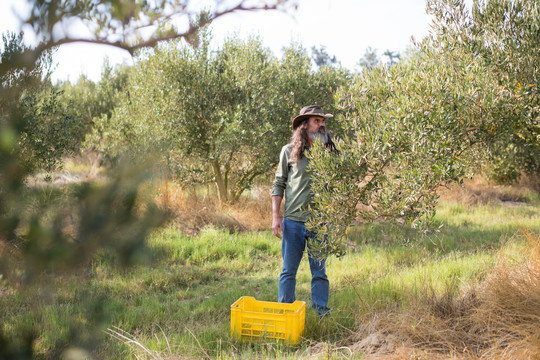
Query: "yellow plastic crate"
230 296 305 344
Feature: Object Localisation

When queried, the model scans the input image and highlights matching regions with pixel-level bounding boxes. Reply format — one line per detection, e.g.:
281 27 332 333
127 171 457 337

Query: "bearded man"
271 105 336 318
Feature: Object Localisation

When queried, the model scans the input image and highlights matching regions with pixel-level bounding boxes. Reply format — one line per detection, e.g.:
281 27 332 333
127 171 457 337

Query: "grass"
1 180 539 359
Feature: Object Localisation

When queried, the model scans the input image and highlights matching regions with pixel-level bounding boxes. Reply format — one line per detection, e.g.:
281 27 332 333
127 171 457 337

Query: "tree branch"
0 0 294 76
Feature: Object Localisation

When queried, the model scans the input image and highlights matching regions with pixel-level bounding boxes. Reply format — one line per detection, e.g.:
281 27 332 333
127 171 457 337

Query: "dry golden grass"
336 230 540 360
439 174 538 206
474 229 540 360
155 174 538 236
155 181 273 235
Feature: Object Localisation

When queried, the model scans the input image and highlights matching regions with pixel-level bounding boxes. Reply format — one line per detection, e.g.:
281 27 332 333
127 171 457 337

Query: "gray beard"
310 129 328 144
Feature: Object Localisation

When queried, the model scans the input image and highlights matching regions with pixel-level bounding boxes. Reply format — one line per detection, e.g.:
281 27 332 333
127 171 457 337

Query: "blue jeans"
278 218 330 316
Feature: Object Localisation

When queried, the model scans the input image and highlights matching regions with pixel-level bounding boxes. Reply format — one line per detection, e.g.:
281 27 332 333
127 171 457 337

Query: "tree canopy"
88 34 351 202
307 0 539 259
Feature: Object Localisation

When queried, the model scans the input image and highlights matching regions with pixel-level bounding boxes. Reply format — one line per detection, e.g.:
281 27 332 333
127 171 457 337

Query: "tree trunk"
212 160 228 203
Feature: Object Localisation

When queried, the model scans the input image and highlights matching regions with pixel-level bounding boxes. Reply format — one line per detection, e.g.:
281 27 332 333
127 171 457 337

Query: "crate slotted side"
231 296 305 344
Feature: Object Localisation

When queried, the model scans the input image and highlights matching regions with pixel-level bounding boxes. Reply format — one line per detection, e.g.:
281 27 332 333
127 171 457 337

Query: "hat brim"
292 112 333 130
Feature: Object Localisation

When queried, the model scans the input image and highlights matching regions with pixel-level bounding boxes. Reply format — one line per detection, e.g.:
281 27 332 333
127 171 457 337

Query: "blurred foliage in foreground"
1 0 293 358
0 31 169 357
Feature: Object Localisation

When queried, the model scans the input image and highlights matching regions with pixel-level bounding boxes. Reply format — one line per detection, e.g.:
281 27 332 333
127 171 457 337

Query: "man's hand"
272 216 282 239
271 195 283 239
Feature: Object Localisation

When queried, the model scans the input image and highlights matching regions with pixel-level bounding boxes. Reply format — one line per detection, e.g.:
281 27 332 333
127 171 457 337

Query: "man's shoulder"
281 143 292 154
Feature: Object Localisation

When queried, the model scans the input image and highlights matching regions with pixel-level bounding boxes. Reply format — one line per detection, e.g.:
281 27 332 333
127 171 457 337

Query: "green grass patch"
1 198 539 359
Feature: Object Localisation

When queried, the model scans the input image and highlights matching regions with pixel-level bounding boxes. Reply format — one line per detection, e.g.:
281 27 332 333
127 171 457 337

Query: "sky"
0 0 438 83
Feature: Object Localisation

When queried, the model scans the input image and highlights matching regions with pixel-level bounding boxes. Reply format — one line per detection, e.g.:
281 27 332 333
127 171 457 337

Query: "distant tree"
356 46 380 70
1 32 84 173
383 49 401 67
0 32 51 123
58 60 131 138
311 45 337 68
89 35 351 203
59 74 98 123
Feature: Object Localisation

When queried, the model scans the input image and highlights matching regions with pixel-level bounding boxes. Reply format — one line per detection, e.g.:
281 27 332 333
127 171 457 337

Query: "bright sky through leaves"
0 0 456 82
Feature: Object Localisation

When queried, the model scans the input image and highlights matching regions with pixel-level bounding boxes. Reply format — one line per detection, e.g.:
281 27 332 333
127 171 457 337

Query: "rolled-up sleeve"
271 146 288 197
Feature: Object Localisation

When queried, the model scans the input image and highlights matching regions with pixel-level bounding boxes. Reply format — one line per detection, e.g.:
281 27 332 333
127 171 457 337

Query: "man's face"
307 116 326 135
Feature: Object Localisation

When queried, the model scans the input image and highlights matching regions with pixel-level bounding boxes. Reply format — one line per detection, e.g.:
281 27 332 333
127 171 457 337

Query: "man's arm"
272 195 283 239
272 146 288 239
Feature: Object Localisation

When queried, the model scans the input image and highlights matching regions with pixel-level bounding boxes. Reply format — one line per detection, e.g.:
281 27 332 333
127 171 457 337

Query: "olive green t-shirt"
271 144 312 222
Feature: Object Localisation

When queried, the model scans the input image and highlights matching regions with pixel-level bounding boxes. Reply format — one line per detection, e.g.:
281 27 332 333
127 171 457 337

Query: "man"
271 105 335 318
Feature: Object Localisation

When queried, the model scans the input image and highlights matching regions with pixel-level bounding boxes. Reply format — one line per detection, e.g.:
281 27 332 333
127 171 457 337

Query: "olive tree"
425 0 539 183
0 32 76 174
58 61 131 135
307 0 538 259
90 35 351 202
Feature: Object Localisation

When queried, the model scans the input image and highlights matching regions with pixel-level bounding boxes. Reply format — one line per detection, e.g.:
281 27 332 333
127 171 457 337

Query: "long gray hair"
290 119 337 162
